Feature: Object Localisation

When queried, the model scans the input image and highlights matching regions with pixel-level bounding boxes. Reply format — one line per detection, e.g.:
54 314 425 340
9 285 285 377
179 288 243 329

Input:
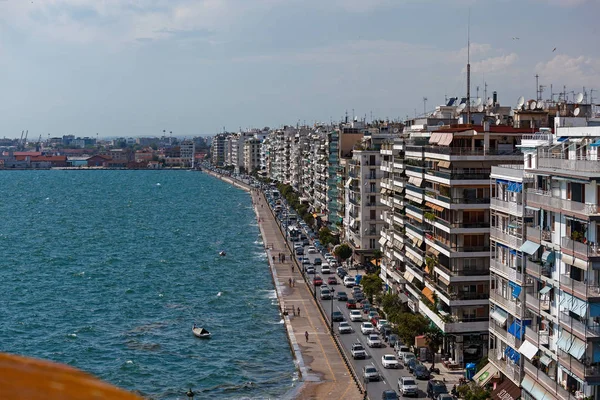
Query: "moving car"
349 310 363 322
295 247 304 255
306 266 316 274
313 257 322 266
362 364 380 382
346 299 357 309
313 276 323 286
360 322 375 335
307 246 317 254
351 342 366 359
336 291 348 301
398 377 419 397
414 364 431 380
331 311 344 321
381 390 399 400
367 334 382 348
320 263 331 274
337 267 348 278
338 321 352 334
406 358 418 373
320 288 331 300
344 276 356 287
327 276 338 285
381 354 399 369
426 380 448 399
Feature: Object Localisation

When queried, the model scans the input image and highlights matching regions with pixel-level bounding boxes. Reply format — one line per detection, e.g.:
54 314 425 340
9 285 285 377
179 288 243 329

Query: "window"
370 210 376 220
369 238 376 249
370 155 376 165
370 195 376 205
370 183 376 192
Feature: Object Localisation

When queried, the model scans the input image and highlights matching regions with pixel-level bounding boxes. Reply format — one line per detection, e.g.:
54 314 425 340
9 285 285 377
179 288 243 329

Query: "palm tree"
424 328 444 370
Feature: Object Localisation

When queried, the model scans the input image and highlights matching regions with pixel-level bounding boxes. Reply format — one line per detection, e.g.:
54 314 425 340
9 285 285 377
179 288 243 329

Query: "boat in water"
219 251 226 257
192 327 211 338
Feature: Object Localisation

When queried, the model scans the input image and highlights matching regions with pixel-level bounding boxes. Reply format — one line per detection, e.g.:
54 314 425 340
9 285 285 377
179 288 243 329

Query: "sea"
0 170 296 399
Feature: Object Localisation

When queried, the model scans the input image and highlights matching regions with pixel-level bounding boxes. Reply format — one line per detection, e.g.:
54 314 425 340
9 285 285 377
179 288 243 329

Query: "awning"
405 230 418 243
422 287 435 303
405 194 423 204
491 378 521 400
590 139 600 147
504 346 520 363
379 237 388 247
539 355 553 366
408 176 423 187
561 254 587 270
438 160 451 169
542 250 555 263
407 213 423 223
438 132 453 146
520 240 541 255
508 320 525 340
507 182 523 193
539 286 552 295
568 336 587 360
562 291 587 318
429 132 442 144
429 247 440 257
404 271 415 283
491 308 508 326
518 340 539 360
521 375 551 400
438 275 450 285
525 205 540 212
509 281 522 298
557 136 568 142
557 330 575 352
345 178 352 188
425 201 444 212
472 362 500 386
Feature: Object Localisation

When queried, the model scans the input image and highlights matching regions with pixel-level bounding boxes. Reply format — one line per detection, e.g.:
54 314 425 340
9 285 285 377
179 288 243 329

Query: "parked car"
343 276 355 287
337 267 348 278
331 311 344 322
377 319 390 331
398 377 419 397
381 354 399 369
346 299 357 309
313 276 323 286
406 358 418 373
367 334 382 348
381 390 399 400
370 316 380 326
426 380 448 399
360 322 375 335
388 334 399 347
368 311 380 320
362 364 380 382
414 364 431 380
381 326 393 341
336 291 348 301
437 395 454 400
401 352 416 367
349 310 363 322
327 276 338 285
338 321 352 334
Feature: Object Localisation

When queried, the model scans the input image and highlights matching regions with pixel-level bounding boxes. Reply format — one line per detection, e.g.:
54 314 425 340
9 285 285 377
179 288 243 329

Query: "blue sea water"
0 170 296 399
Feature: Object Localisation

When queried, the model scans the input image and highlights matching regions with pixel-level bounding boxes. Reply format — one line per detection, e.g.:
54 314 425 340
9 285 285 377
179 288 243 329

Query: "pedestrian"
291 265 294 273
292 278 295 287
289 277 292 286
305 331 309 342
272 255 275 262
297 307 300 316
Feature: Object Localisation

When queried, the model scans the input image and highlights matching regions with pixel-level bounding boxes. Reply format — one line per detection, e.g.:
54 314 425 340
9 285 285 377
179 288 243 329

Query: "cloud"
465 53 519 73
535 54 600 88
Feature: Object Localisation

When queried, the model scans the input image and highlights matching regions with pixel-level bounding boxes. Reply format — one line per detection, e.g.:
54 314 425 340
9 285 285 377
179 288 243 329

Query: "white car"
343 276 356 287
360 322 375 335
367 334 382 348
320 263 331 274
382 354 399 369
338 321 352 334
307 246 317 254
377 319 389 331
349 310 363 322
398 377 419 397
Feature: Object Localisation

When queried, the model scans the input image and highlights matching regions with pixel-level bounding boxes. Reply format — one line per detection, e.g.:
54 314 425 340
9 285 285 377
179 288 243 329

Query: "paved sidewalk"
250 189 363 400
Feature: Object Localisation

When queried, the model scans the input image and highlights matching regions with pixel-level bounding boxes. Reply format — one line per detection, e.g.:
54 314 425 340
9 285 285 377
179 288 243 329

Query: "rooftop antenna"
535 74 540 101
484 81 488 103
423 97 428 116
466 9 471 125
591 89 596 105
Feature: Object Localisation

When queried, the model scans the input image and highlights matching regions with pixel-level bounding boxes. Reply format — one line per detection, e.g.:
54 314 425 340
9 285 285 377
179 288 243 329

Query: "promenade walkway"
203 169 362 399
250 189 363 399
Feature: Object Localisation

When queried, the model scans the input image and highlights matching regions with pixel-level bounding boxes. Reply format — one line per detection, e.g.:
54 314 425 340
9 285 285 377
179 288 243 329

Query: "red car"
346 299 357 309
313 276 323 286
327 276 338 285
371 316 380 326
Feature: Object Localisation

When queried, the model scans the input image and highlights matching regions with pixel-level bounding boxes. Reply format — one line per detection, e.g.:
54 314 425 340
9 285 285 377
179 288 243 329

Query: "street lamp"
330 287 336 333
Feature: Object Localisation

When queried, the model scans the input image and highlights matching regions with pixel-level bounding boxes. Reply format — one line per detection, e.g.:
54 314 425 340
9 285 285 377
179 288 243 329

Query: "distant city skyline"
0 0 598 138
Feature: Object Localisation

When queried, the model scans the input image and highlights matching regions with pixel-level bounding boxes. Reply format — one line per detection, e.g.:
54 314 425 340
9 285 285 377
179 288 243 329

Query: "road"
271 199 438 399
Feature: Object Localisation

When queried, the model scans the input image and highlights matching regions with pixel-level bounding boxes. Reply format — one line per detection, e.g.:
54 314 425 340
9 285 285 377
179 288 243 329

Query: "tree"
395 313 429 346
361 274 383 302
319 227 334 246
380 293 408 324
424 327 444 369
457 383 491 400
372 249 383 266
334 243 353 262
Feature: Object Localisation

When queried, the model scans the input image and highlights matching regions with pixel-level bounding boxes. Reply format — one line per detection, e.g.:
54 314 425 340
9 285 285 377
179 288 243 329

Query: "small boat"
192 327 211 338
219 251 226 256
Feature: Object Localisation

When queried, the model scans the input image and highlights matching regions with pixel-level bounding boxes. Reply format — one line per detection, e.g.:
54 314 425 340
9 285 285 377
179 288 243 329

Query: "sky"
0 0 598 138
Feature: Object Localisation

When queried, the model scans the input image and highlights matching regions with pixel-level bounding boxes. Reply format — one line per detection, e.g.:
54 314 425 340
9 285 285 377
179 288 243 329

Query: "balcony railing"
434 262 489 277
559 311 600 338
561 236 600 259
525 258 551 278
490 198 524 217
523 359 574 400
491 227 523 249
525 292 550 312
526 189 600 216
490 259 524 283
489 321 521 349
421 146 523 156
538 151 600 173
560 275 600 299
490 291 523 317
558 348 600 379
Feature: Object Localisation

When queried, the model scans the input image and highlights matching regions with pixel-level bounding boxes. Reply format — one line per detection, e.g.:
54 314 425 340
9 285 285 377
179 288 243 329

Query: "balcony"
525 292 550 313
420 145 523 157
419 300 488 333
490 259 524 283
559 311 600 338
523 359 575 400
558 348 600 380
560 275 600 300
490 198 524 217
489 356 522 385
434 263 489 278
561 236 600 260
538 151 600 173
525 258 552 279
489 291 524 318
526 189 600 218
491 227 523 249
489 321 521 349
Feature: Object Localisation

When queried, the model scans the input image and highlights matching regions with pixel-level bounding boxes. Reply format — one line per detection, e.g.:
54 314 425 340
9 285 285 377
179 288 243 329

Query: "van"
320 263 331 274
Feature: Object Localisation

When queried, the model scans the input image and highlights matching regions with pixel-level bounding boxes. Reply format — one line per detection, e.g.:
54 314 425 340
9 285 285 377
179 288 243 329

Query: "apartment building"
180 140 195 168
243 138 261 174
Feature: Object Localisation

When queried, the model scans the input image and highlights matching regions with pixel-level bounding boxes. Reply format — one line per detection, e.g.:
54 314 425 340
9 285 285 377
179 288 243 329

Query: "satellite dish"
576 92 584 104
457 103 466 112
495 119 501 125
530 101 537 110
475 98 482 107
517 96 525 108
524 102 529 110
477 104 484 112
537 101 544 110
487 97 493 106
393 128 399 133
574 108 581 116
542 101 548 110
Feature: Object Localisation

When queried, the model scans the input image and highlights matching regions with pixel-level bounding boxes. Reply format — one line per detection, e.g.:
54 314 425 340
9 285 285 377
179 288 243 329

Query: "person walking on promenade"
289 277 292 287
291 265 294 273
297 307 300 316
305 331 309 342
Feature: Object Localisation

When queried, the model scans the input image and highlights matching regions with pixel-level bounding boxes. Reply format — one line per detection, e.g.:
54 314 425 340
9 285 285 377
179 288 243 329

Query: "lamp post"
330 287 336 333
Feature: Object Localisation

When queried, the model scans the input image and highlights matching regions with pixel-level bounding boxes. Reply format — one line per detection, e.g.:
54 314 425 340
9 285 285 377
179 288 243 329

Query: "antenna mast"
423 97 428 116
535 74 540 101
466 10 471 126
